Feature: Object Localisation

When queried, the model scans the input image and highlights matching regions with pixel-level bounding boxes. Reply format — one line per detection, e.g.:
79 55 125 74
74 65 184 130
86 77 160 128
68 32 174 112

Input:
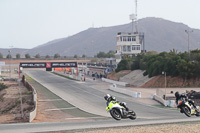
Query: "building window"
123 46 126 52
132 36 136 41
136 45 140 50
123 37 126 41
128 37 131 41
132 45 140 50
127 46 131 52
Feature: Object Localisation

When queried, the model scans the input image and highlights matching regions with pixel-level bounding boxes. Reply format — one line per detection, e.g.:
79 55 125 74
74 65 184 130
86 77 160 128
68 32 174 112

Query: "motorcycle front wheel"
110 109 121 120
182 106 191 117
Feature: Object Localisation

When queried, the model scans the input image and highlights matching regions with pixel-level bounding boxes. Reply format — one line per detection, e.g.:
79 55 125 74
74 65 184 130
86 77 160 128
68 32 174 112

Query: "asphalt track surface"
1 70 200 133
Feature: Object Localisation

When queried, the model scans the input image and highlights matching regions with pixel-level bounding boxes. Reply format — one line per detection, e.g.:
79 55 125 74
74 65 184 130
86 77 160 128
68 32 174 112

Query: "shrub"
0 83 8 91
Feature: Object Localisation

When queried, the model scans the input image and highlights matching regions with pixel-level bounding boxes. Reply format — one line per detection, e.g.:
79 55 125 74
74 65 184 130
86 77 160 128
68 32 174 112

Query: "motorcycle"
177 99 200 117
106 101 136 120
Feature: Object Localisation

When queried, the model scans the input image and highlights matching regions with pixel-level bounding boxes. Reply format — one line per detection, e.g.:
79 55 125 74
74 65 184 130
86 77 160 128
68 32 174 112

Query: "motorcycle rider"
175 91 197 110
104 94 129 111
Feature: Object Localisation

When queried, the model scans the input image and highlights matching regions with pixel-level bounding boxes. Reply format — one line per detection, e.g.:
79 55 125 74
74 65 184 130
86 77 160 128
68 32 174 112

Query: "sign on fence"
0 62 5 66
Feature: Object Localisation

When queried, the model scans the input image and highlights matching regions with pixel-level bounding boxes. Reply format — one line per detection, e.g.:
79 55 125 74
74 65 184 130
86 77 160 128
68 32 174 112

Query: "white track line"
39 99 62 102
45 107 78 111
65 117 105 120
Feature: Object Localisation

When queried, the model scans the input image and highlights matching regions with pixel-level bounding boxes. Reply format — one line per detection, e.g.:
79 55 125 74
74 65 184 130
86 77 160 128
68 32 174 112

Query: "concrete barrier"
153 94 175 107
109 85 141 98
22 75 37 122
29 86 37 122
153 94 165 105
102 78 130 87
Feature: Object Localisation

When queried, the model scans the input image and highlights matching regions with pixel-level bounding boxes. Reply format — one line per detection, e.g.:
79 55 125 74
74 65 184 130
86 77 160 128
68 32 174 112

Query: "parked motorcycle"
177 99 200 117
106 101 136 120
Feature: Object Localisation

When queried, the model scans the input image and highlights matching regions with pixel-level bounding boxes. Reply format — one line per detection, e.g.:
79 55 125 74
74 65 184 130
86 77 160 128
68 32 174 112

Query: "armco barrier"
102 78 130 87
109 85 141 98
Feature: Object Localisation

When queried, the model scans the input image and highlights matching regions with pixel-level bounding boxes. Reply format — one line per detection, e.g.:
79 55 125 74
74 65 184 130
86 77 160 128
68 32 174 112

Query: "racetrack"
1 69 199 133
24 70 184 120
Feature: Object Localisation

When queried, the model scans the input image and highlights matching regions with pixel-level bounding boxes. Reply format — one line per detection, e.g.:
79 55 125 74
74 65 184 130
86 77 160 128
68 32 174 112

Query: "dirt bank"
142 75 200 88
0 81 34 123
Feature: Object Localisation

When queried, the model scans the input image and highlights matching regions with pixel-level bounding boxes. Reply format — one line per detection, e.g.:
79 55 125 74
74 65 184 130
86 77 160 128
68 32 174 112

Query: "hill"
1 17 200 57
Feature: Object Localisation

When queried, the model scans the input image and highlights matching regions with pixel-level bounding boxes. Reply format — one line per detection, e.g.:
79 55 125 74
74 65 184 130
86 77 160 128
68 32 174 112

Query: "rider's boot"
180 109 183 113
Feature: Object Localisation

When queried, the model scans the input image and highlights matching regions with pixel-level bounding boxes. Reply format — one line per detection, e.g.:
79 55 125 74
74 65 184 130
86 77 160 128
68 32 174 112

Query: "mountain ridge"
1 17 200 57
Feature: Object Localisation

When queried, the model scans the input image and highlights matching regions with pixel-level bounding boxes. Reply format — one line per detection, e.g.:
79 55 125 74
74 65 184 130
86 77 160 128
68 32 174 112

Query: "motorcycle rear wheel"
129 111 136 120
195 109 200 116
110 109 121 120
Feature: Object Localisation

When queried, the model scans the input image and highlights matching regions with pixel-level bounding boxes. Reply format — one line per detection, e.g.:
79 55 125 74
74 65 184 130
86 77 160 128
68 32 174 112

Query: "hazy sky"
0 0 199 49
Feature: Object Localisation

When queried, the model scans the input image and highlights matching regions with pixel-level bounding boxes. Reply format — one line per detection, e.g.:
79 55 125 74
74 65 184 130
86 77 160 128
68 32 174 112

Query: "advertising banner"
20 63 46 68
0 62 5 66
51 62 77 68
20 62 77 68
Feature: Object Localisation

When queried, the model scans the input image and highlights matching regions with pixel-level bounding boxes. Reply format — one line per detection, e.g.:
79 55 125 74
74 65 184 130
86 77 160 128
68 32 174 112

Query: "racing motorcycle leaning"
106 101 136 120
177 99 200 117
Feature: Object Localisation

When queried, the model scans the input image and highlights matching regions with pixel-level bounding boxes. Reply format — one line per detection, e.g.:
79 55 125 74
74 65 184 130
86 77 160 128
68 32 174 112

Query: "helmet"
175 91 180 98
104 94 111 101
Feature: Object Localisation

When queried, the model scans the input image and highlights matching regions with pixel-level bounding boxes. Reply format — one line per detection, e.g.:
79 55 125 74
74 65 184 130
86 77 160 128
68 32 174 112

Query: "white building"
115 32 144 63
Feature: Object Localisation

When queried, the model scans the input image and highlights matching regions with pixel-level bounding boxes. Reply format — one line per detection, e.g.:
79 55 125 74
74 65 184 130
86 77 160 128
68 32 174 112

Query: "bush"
115 59 130 72
0 83 8 91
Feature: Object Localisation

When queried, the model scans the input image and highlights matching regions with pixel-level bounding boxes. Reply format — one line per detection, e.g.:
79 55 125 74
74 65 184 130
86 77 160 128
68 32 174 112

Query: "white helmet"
104 94 111 101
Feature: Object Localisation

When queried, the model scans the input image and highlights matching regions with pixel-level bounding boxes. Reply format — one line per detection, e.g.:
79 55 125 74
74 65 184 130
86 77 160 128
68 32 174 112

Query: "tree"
35 54 40 58
45 55 50 59
16 53 20 59
0 53 3 59
97 51 107 58
107 50 115 58
96 51 115 58
25 53 31 59
82 54 86 58
74 54 78 58
176 59 188 82
54 53 60 59
115 59 130 72
6 54 12 59
146 50 159 55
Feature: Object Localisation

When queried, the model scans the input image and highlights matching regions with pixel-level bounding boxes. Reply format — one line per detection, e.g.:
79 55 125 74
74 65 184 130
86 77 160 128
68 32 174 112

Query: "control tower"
115 0 145 63
115 32 145 63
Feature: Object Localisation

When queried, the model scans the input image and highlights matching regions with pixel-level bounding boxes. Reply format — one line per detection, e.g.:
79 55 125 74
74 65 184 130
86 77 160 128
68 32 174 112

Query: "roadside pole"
76 62 78 80
162 71 167 100
17 78 24 119
19 65 20 79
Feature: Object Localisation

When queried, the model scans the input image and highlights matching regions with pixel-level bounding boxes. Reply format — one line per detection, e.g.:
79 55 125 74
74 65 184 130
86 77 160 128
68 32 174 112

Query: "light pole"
8 46 13 80
8 50 11 80
162 71 166 100
185 30 193 59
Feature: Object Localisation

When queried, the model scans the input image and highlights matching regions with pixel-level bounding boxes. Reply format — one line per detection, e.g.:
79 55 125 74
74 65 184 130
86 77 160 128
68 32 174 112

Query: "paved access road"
0 70 197 133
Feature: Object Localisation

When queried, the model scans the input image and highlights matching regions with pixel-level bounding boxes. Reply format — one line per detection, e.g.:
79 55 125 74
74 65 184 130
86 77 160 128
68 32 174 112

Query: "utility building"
115 32 144 63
